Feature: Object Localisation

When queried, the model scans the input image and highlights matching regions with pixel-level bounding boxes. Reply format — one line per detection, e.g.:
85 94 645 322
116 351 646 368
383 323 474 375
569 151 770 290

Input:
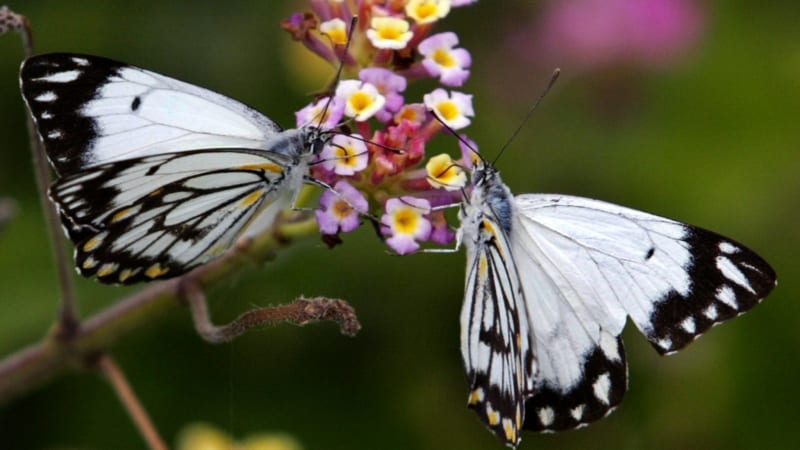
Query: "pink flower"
534 0 704 70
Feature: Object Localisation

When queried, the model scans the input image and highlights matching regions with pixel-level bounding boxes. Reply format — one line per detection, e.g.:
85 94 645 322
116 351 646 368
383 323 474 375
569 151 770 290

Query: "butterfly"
20 53 332 284
456 157 776 447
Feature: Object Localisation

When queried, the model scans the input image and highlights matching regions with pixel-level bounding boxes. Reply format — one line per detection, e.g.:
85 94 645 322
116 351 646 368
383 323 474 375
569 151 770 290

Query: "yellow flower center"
349 91 372 112
335 146 359 167
436 100 460 121
320 19 348 45
397 106 420 123
406 0 450 24
332 199 353 219
328 29 347 45
378 24 403 40
433 48 456 67
393 209 420 234
426 153 466 189
414 3 438 21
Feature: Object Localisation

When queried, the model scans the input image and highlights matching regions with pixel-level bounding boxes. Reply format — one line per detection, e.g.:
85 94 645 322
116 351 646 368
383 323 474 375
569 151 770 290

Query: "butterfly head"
298 125 335 158
471 159 500 189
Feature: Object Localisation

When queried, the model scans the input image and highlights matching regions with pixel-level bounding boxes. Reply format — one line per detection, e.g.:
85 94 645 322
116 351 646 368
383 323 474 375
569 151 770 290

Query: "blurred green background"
1 1 798 449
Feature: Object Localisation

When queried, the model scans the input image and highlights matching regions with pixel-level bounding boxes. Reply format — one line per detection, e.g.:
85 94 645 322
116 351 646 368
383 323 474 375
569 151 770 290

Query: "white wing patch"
20 53 284 174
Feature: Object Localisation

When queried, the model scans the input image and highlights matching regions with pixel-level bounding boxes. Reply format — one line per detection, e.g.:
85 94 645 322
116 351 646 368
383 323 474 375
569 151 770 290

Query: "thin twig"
181 280 361 343
0 216 333 405
95 354 169 450
2 5 80 337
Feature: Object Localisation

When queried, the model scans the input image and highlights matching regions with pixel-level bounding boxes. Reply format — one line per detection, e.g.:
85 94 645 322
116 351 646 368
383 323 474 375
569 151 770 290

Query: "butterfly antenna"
492 68 560 165
343 132 405 154
430 110 486 164
316 16 359 129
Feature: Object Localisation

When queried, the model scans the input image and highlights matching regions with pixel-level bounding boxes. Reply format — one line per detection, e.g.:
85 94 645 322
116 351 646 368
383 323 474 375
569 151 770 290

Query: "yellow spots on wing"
487 406 500 426
468 388 484 405
478 254 488 278
207 244 228 257
516 407 522 430
145 263 169 279
82 233 106 252
482 219 505 257
119 268 138 283
239 190 264 209
82 256 98 269
148 188 163 197
239 163 284 174
111 205 140 223
482 220 495 235
97 262 119 277
502 418 516 443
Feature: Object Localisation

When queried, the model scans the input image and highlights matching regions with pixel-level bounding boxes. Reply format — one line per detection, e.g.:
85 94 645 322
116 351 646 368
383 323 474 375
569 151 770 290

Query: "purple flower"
381 197 432 255
418 32 472 86
359 68 408 122
316 181 369 235
429 210 455 245
295 96 345 129
458 134 479 168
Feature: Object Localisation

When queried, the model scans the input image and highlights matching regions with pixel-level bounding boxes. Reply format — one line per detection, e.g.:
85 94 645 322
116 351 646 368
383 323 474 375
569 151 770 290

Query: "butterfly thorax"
266 126 330 160
466 164 515 235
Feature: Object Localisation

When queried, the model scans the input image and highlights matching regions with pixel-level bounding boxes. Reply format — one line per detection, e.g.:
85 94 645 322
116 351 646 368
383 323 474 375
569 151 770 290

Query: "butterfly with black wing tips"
456 156 776 447
20 53 333 284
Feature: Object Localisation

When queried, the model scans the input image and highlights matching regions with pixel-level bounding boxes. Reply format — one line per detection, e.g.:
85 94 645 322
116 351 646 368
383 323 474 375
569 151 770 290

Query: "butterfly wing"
460 213 535 447
20 53 283 174
510 194 776 430
50 149 300 284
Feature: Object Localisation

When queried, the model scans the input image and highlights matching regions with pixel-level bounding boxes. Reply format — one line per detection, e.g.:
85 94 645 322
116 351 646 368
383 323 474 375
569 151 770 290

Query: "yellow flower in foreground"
426 153 466 190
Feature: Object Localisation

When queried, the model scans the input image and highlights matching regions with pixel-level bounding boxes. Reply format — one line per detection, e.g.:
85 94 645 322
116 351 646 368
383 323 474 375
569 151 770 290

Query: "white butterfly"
457 158 776 447
20 53 332 284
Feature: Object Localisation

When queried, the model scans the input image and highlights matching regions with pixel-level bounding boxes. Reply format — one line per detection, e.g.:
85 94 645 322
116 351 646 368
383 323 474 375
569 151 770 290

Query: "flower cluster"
282 0 479 254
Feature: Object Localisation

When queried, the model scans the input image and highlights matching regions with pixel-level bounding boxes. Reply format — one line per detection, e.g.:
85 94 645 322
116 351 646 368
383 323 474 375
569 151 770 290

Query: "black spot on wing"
646 227 776 354
131 96 141 111
20 53 125 175
524 336 627 431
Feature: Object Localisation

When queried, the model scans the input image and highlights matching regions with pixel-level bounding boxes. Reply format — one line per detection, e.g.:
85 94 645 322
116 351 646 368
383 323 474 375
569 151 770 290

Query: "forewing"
461 218 534 447
50 149 294 284
511 193 775 430
20 53 282 174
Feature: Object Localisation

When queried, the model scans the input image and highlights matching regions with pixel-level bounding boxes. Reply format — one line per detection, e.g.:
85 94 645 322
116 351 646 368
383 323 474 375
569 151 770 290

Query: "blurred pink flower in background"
493 0 707 114
530 0 705 71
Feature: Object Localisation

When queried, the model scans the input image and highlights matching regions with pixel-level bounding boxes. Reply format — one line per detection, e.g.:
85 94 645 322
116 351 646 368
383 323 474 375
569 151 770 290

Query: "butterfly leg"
301 175 381 223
